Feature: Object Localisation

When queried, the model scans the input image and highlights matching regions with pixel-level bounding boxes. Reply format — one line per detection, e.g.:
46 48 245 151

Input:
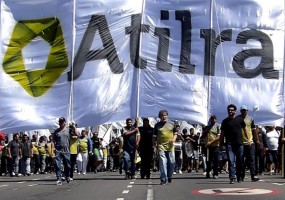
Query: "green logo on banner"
2 18 68 97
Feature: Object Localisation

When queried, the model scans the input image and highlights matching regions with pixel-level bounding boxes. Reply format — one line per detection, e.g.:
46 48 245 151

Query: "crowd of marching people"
0 105 284 185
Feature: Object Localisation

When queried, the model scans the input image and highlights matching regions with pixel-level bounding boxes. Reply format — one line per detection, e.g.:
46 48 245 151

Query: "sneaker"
196 169 199 172
168 178 172 183
178 170 183 174
206 173 210 178
66 177 71 183
61 177 66 181
69 178 73 181
12 172 16 176
230 178 235 184
203 171 207 176
213 175 218 179
125 175 129 180
82 172 86 175
56 180 62 185
78 172 81 175
173 171 177 175
252 177 259 182
160 180 166 185
237 177 244 183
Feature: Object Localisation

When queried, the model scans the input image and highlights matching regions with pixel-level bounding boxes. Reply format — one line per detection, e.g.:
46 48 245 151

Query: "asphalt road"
0 170 284 200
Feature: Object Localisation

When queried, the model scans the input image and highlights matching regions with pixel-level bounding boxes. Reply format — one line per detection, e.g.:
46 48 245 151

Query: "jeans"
226 143 244 180
39 154 46 172
55 151 71 181
9 156 20 175
158 150 175 182
123 150 136 175
20 157 31 174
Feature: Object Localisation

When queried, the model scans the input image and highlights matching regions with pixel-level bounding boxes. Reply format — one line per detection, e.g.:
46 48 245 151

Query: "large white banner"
0 0 284 133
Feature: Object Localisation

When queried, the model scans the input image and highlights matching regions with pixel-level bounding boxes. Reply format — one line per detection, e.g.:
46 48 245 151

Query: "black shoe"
237 177 244 183
66 177 71 183
119 167 123 174
160 180 166 185
206 173 210 178
146 174 150 179
252 177 260 182
168 178 172 183
230 178 235 184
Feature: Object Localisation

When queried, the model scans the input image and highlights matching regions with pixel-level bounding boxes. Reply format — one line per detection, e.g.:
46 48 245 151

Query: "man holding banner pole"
121 118 140 180
202 115 220 179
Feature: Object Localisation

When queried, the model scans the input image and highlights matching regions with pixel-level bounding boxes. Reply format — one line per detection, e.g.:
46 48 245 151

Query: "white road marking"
17 182 25 184
32 178 39 181
122 190 129 194
0 185 8 188
130 182 134 184
147 189 154 200
28 184 38 187
116 198 124 200
127 185 133 188
12 188 19 190
272 183 284 186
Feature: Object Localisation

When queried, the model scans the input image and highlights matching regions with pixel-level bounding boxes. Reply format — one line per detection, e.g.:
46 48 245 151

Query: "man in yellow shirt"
239 105 260 182
202 115 220 179
153 110 177 185
77 130 92 175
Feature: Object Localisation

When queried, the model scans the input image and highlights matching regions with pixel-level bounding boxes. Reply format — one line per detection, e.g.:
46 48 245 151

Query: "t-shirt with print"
206 123 220 147
153 121 177 151
240 115 255 145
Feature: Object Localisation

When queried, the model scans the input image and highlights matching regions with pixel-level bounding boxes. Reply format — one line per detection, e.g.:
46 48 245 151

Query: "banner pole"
281 126 285 178
68 0 77 122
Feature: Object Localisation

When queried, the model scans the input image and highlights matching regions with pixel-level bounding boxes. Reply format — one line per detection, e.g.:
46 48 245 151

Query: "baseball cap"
58 117 66 123
240 105 248 110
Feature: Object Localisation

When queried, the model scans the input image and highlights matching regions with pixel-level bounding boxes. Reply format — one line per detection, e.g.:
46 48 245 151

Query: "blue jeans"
158 150 175 182
10 156 20 175
226 143 244 180
123 150 136 175
55 151 71 181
